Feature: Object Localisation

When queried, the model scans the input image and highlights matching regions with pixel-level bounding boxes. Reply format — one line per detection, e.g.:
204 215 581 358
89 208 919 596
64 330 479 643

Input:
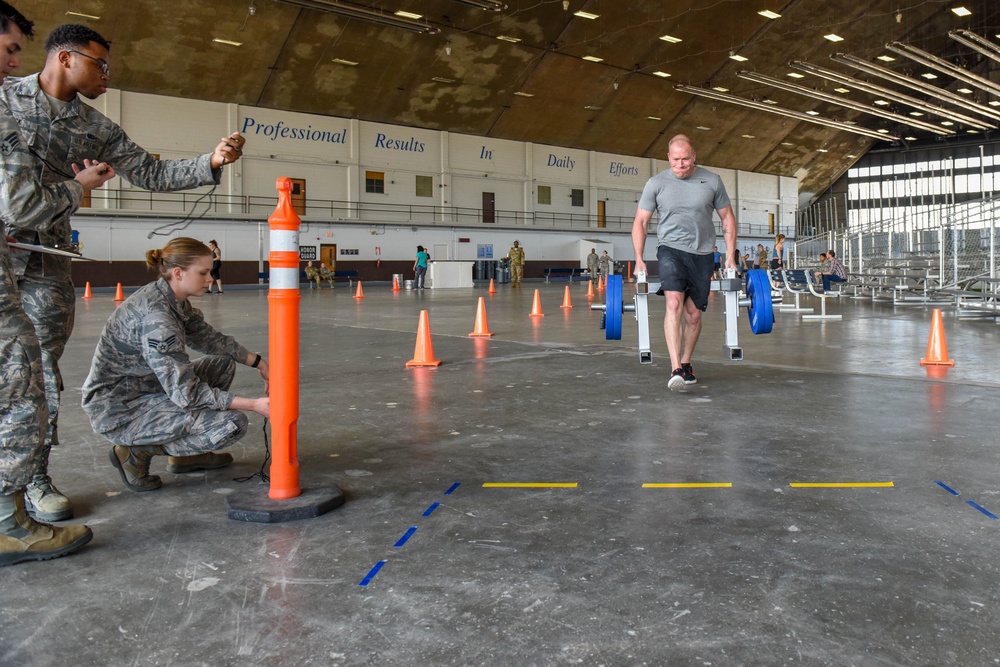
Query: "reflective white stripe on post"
270 230 299 253
270 267 299 290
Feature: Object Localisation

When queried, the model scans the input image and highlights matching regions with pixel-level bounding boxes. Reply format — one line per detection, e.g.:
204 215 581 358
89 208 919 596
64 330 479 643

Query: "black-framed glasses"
67 49 109 76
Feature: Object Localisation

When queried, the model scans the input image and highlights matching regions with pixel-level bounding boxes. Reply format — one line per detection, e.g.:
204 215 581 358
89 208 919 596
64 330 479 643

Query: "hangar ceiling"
22 0 1000 203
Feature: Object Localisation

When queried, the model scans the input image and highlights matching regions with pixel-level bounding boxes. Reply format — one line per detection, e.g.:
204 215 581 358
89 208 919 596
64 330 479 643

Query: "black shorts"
656 245 714 311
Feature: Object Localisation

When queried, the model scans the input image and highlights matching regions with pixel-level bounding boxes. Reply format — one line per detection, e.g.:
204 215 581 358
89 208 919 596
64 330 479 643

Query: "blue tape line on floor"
394 526 418 548
966 500 999 520
935 480 960 496
423 502 440 517
445 482 460 495
359 560 386 587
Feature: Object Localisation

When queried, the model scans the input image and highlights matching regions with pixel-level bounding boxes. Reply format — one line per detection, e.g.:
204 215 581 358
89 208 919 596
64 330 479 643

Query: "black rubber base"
225 484 345 523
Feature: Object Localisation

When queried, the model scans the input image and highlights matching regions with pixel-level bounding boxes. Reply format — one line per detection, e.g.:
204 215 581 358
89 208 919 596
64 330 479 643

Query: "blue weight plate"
745 269 774 335
606 275 623 340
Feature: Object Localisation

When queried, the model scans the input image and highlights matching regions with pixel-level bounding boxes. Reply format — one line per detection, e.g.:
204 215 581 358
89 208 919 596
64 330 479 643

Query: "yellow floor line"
482 483 579 488
790 482 894 488
642 483 733 488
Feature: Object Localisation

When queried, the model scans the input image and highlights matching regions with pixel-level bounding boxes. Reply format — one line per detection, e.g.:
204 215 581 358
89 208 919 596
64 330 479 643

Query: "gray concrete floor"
3 280 1000 666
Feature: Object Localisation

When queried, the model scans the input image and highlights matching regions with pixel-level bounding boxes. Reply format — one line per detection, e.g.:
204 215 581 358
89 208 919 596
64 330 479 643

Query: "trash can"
474 261 489 281
392 273 404 287
495 260 510 284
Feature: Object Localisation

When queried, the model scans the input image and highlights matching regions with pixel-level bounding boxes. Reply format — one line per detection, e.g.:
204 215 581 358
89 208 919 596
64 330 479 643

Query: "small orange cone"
392 276 400 292
82 282 92 299
354 280 365 299
560 285 573 309
586 279 595 300
529 289 545 317
406 310 442 367
469 297 494 337
114 282 124 301
488 278 496 294
920 308 955 366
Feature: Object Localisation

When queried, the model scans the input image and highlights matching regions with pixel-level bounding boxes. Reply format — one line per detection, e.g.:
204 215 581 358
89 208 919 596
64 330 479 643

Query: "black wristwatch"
251 353 262 368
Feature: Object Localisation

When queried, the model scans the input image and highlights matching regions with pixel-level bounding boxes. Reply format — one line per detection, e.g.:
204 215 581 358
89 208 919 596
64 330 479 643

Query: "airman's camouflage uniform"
0 74 223 454
0 106 85 495
81 279 251 455
507 244 525 287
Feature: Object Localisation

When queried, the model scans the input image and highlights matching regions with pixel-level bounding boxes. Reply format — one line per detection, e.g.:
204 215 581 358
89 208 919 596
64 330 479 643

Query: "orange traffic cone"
469 297 494 337
82 282 93 299
586 279 595 300
354 280 365 299
114 282 124 301
392 276 400 292
560 285 573 309
406 310 442 367
529 288 545 317
920 308 955 366
488 278 496 294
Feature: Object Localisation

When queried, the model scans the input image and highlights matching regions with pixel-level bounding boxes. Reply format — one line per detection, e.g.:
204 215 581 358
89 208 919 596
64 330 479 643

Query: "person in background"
304 260 321 289
756 244 768 271
712 245 722 279
1 23 248 522
770 234 786 270
506 240 525 287
816 249 847 291
413 245 429 289
586 248 599 278
318 261 335 288
598 250 611 278
208 240 223 294
81 238 270 492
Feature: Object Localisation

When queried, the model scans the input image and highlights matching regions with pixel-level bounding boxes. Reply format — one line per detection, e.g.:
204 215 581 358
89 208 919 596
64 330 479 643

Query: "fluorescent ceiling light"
653 71 671 78
967 129 978 133
584 105 603 110
787 72 805 78
696 126 711 130
817 148 829 152
951 6 971 16
758 10 781 19
331 58 359 66
781 142 795 146
834 87 850 93
958 87 973 94
496 35 521 42
828 55 1000 125
659 34 682 43
741 134 755 138
66 11 101 20
646 116 661 120
213 38 243 47
941 120 954 126
805 110 820 115
582 55 603 62
274 0 440 34
888 40 1000 97
847 154 856 157
920 72 938 79
873 99 890 105
432 77 456 83
905 136 918 140
824 34 844 42
675 84 902 140
909 111 923 116
712 86 729 92
574 11 599 19
730 54 749 62
877 129 890 133
877 55 895 62
991 101 1000 106
513 91 534 97
395 10 422 19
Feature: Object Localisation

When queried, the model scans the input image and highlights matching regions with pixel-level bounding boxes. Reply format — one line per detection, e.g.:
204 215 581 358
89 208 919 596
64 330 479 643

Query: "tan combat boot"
166 452 234 474
0 491 92 567
109 445 166 492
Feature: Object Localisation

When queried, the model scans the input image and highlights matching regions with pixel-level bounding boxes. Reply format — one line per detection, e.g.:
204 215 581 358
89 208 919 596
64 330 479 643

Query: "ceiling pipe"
737 70 954 135
275 0 441 34
790 60 995 130
830 53 1000 123
949 30 1000 65
886 41 1000 98
449 0 507 10
674 84 901 140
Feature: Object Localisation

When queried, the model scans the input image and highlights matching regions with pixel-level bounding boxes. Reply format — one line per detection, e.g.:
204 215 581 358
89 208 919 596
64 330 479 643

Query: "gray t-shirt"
637 167 731 255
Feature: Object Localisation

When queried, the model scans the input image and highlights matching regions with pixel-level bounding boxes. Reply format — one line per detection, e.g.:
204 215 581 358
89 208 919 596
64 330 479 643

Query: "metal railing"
82 188 785 237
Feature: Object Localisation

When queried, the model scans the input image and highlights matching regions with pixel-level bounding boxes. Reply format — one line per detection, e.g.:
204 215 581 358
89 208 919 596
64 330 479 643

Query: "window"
537 185 551 205
365 171 385 194
571 189 584 207
416 175 433 197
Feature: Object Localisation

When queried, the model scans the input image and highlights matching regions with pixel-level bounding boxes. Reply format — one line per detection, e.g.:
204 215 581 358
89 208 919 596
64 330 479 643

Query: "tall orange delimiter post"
267 178 302 500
